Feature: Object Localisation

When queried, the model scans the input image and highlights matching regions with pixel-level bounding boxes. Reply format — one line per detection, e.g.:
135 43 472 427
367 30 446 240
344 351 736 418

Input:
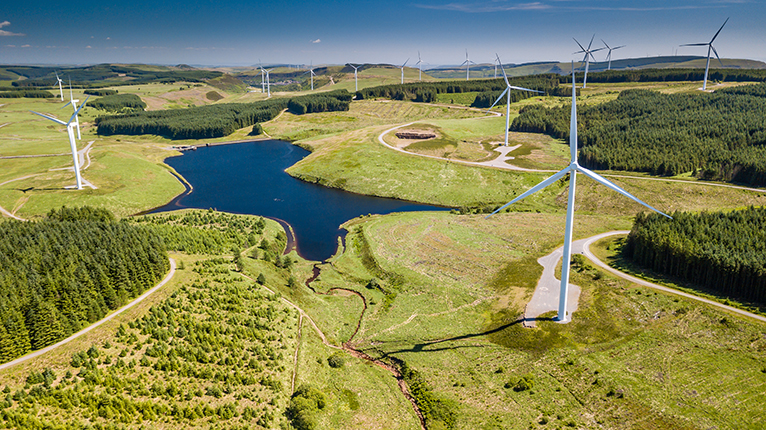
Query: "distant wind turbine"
304 63 317 91
259 60 265 93
460 50 476 81
62 78 82 140
263 68 274 97
416 52 423 81
30 97 90 190
487 54 543 147
486 64 671 322
55 72 64 101
400 58 409 84
493 57 499 79
680 18 729 91
348 64 360 91
601 39 625 71
573 35 604 88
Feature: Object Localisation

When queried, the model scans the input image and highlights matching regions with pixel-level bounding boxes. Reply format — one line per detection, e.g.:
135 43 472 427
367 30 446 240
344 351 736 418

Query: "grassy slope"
302 210 766 430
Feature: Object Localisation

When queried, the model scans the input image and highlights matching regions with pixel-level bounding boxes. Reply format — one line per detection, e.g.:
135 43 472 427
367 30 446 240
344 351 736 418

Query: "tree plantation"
512 88 766 185
95 90 352 139
0 207 168 364
624 207 766 308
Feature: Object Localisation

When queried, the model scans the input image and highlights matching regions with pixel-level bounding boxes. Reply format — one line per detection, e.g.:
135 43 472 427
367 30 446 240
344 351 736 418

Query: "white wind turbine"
55 72 64 101
573 35 604 88
263 67 274 97
486 64 671 322
348 64 360 91
416 52 424 81
30 97 90 190
681 18 729 91
259 60 266 93
399 58 409 84
304 63 317 91
486 54 543 147
601 39 625 71
62 79 82 140
460 50 476 81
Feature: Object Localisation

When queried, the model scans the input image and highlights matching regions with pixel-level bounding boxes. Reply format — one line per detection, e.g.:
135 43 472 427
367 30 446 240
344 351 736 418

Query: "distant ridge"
426 56 766 79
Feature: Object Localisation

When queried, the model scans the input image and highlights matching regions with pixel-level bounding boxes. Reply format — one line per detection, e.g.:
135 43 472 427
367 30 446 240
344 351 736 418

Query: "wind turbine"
416 52 423 81
460 50 476 81
263 68 274 97
486 54 543 147
54 72 64 101
348 64 360 91
573 35 604 88
601 39 625 71
486 64 671 322
30 97 90 190
62 79 82 140
304 63 317 91
494 57 499 79
399 58 409 84
259 60 265 93
680 18 729 91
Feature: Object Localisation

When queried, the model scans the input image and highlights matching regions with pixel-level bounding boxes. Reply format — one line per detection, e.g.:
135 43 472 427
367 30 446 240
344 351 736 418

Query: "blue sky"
1 0 764 67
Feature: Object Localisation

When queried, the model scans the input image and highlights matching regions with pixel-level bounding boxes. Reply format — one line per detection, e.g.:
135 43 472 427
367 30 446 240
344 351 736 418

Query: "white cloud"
311 39 321 44
0 21 25 36
86 45 92 49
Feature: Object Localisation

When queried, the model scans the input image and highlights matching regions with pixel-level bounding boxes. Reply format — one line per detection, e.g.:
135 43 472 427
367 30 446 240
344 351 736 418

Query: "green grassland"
3 74 766 430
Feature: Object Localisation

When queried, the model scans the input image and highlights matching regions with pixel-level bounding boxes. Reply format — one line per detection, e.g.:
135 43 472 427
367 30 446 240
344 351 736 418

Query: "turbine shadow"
372 319 525 357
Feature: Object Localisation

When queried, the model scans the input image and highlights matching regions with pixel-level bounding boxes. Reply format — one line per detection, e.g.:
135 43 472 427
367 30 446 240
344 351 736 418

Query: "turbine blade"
509 86 543 94
711 45 723 66
487 88 509 110
680 43 708 47
576 166 672 219
30 111 67 126
573 38 586 52
613 45 626 50
61 101 72 109
601 39 611 50
587 34 595 50
496 54 510 86
402 58 409 68
710 17 729 43
486 168 571 218
67 96 89 125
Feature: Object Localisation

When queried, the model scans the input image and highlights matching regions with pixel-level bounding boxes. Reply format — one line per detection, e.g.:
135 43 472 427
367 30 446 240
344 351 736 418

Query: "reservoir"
154 140 447 261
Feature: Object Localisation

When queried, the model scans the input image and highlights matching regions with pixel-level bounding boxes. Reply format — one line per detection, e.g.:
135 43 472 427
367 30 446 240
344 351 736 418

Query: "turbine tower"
399 58 409 84
601 39 625 71
348 64 360 91
62 79 82 140
681 18 729 91
416 52 423 81
55 72 64 101
263 68 274 97
30 97 90 190
573 35 604 88
487 65 671 322
460 50 476 81
486 54 542 147
259 60 265 93
304 63 317 91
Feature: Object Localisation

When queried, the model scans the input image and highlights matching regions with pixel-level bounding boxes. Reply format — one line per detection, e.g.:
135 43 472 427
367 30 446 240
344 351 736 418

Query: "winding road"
0 258 177 371
527 231 766 325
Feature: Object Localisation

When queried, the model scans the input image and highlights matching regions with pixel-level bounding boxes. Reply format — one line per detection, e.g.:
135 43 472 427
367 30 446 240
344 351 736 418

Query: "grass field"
306 211 766 429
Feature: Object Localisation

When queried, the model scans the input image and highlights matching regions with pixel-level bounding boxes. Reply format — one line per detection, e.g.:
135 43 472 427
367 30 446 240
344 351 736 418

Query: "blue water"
154 140 447 261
